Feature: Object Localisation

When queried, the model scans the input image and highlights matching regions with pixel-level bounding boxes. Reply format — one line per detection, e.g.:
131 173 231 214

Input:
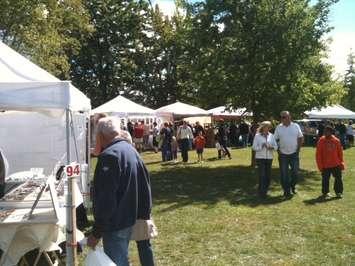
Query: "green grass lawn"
81 147 355 265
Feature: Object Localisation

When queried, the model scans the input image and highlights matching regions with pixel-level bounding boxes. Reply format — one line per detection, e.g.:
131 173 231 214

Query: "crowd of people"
252 111 347 199
85 111 353 265
122 118 261 164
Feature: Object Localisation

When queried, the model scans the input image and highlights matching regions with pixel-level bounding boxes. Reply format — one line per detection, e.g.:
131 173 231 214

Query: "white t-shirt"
274 122 303 154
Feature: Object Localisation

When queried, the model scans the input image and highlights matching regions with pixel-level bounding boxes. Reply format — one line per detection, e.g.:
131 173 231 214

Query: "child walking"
194 131 206 162
316 125 345 198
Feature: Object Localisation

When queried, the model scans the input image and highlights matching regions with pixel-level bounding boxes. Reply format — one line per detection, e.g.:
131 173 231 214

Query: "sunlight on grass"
80 147 355 265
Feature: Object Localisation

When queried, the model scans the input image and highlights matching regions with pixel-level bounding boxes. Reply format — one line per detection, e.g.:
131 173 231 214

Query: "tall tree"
342 52 355 110
129 3 195 108
70 0 152 107
0 0 92 79
184 0 343 119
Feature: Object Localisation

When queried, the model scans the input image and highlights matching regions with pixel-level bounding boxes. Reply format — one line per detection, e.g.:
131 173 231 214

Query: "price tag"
65 163 81 178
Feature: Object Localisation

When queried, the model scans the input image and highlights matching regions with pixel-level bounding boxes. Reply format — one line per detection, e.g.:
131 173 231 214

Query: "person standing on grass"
316 125 345 198
217 123 232 159
239 120 250 148
346 121 354 147
160 122 172 162
274 111 304 198
134 121 144 153
152 122 159 153
87 116 154 266
177 121 193 163
252 121 278 198
194 131 206 162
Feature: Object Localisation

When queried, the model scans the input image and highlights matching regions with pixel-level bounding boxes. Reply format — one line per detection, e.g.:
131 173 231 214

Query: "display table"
0 207 63 266
0 174 84 266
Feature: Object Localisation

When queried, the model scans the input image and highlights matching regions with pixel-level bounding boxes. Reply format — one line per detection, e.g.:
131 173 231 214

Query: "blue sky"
153 0 355 76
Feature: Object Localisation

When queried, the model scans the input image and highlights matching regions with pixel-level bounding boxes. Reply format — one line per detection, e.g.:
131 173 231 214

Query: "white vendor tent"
0 41 89 266
208 106 253 117
0 41 91 176
305 104 355 120
91 95 154 116
155 101 210 120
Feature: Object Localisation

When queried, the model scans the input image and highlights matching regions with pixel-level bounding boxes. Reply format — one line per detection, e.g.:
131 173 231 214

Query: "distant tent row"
304 104 355 120
91 95 253 122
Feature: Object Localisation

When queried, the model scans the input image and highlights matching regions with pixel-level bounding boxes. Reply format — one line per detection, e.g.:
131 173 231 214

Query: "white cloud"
152 0 176 17
325 32 355 77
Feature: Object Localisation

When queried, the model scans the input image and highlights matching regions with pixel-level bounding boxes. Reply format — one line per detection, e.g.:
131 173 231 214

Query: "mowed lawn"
83 147 355 265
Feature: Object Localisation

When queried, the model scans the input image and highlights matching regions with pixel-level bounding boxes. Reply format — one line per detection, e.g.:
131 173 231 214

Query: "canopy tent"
0 41 89 265
155 101 210 120
91 95 155 116
208 106 253 117
305 104 355 120
0 42 90 114
0 41 90 175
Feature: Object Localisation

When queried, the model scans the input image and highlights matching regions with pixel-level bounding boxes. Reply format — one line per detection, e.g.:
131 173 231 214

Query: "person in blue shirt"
87 117 153 266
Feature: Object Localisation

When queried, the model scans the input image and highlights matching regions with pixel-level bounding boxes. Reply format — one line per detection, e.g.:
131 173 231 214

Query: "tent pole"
66 109 77 266
86 113 91 210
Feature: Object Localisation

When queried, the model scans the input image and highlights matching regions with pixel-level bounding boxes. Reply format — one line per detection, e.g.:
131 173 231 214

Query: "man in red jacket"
316 125 345 198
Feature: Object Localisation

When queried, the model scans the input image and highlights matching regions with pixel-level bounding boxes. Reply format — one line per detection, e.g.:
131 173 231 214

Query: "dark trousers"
322 166 343 194
279 152 299 194
219 141 231 158
137 240 155 266
180 139 190 162
256 159 272 196
161 143 172 162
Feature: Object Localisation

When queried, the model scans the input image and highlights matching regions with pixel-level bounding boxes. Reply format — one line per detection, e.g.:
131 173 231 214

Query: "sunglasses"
281 116 288 119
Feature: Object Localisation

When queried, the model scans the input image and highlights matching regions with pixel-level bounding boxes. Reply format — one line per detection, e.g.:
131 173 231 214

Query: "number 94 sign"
65 163 81 178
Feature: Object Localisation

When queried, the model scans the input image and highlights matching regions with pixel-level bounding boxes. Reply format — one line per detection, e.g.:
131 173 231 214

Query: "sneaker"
321 193 331 199
336 193 343 199
291 187 297 194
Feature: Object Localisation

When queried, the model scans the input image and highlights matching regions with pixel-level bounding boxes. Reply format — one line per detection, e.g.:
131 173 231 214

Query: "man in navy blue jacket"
87 117 152 266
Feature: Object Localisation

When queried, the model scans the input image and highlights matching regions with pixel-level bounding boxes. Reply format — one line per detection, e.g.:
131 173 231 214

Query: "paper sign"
65 163 80 178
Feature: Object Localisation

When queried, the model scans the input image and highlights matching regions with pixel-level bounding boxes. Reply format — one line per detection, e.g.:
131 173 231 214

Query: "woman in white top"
252 121 278 198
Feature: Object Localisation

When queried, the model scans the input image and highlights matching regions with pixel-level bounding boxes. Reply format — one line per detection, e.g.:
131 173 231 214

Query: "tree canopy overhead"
0 0 92 79
0 0 346 117
183 0 344 119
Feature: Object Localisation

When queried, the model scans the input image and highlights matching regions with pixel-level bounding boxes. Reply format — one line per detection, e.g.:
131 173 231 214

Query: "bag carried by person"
85 247 115 266
130 219 158 241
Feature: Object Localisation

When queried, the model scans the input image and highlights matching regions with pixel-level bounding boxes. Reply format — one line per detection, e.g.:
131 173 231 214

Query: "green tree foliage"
184 0 342 119
342 52 355 110
0 0 92 79
130 3 196 108
70 0 154 107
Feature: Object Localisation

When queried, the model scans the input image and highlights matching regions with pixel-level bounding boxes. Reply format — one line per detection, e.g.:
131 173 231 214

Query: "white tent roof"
91 95 155 115
208 106 253 117
0 41 90 113
305 104 355 119
155 101 209 117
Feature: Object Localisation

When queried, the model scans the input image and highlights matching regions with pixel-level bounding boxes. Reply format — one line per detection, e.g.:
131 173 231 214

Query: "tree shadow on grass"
151 165 319 213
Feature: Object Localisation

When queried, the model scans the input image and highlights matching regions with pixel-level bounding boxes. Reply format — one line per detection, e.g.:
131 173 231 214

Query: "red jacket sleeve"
337 140 345 170
316 139 323 171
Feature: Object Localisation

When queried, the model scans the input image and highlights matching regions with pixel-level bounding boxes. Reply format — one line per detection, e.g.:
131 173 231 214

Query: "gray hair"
97 116 121 138
97 116 133 144
280 111 290 117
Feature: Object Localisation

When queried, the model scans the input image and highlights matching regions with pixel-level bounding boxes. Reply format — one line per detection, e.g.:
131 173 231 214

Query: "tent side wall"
0 111 87 176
